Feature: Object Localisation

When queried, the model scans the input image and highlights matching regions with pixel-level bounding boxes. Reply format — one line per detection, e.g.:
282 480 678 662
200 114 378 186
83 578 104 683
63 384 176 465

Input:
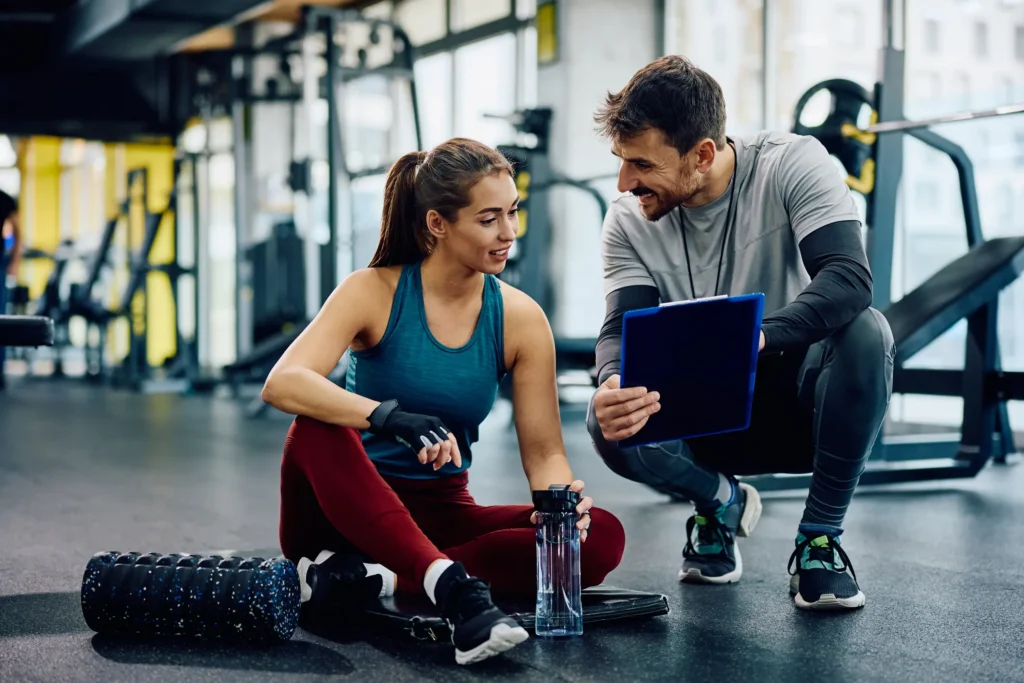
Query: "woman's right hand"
369 401 462 470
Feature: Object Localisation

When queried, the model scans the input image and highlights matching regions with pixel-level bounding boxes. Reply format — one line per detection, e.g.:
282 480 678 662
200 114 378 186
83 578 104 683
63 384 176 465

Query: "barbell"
792 77 1024 194
863 102 1024 134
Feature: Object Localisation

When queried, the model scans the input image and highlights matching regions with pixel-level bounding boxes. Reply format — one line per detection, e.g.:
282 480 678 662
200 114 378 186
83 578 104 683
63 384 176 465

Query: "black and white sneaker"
788 533 866 610
679 481 761 584
297 551 383 618
435 562 529 666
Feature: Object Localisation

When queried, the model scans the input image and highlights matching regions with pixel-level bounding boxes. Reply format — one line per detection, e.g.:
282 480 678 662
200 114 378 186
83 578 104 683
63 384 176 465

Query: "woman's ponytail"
369 139 514 268
368 150 429 268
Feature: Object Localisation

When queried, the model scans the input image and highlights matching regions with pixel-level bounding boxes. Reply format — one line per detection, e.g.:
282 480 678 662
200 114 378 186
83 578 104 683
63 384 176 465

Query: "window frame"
407 0 531 59
393 0 536 147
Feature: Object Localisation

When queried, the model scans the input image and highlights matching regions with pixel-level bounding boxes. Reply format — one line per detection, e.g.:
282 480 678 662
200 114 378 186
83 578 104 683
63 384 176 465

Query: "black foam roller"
80 551 301 644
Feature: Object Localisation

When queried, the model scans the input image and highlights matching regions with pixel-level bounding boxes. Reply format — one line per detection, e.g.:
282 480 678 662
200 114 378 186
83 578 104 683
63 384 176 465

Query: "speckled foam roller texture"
80 551 300 644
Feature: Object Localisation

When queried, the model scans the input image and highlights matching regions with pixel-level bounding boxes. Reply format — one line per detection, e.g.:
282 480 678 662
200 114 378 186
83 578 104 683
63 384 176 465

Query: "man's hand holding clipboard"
591 374 663 443
595 293 765 448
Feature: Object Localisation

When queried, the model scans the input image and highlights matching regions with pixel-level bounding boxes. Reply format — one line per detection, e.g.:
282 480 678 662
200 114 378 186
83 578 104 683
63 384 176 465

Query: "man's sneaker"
679 481 762 584
297 550 384 619
788 533 865 610
435 562 529 666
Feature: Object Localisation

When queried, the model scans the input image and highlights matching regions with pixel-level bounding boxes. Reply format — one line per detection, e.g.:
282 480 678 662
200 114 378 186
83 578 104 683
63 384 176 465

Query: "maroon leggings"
279 416 626 597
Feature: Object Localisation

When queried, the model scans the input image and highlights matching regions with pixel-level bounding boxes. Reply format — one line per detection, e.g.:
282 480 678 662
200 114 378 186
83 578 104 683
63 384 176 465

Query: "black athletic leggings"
587 307 895 533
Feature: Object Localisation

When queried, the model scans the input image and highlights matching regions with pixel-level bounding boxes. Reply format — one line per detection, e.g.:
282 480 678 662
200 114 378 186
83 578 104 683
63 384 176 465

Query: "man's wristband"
367 399 401 434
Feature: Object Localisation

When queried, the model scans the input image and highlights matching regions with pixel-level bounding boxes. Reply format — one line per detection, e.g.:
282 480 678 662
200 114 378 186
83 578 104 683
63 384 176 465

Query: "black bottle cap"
532 484 580 513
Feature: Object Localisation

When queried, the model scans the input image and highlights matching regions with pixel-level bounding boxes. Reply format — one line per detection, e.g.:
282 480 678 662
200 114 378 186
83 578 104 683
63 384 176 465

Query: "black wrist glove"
366 399 451 453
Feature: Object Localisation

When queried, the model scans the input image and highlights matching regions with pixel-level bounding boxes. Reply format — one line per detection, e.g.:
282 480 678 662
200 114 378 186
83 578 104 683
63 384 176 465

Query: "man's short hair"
594 55 728 155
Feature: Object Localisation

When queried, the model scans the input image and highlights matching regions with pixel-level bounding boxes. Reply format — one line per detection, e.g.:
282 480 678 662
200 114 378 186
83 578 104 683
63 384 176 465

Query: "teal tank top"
345 262 506 479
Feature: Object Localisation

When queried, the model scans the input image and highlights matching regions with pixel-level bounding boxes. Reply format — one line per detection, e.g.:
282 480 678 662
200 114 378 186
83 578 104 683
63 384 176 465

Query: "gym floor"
2 380 1023 683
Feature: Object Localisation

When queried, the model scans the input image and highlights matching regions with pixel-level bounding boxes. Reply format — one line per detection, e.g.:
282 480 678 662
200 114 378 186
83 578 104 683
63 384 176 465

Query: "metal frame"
392 0 534 148
490 106 612 402
412 0 531 59
232 23 255 362
745 0 1022 491
865 0 906 311
36 162 201 394
302 5 423 301
183 0 534 375
196 7 427 405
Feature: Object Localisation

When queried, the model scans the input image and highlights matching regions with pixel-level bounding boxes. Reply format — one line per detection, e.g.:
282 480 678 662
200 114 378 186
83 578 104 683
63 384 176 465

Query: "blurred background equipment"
0 314 54 347
771 42 1024 489
490 106 611 401
0 0 1020 446
183 7 425 414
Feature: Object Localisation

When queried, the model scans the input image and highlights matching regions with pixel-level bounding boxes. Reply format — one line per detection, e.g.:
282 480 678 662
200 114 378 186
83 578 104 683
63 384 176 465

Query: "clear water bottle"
533 485 583 637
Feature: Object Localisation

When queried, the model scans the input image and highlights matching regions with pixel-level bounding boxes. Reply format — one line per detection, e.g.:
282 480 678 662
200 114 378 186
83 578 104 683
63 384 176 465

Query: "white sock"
297 557 315 603
423 559 455 605
297 550 397 602
716 474 735 506
364 563 396 598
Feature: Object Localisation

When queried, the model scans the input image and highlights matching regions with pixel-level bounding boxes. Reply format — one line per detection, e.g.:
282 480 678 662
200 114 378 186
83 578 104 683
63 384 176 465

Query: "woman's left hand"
530 480 593 543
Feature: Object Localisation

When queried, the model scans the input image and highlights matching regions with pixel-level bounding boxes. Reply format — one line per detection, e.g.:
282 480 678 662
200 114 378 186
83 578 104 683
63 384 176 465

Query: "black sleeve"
0 190 15 223
595 284 661 384
760 220 873 352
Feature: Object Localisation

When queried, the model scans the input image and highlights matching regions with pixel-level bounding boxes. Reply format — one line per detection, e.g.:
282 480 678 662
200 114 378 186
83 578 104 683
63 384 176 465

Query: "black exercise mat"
0 315 54 347
362 586 669 642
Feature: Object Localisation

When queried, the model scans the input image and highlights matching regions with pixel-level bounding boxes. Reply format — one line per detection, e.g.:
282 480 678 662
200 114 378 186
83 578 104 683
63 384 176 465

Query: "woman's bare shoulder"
497 279 544 320
339 265 402 299
497 279 553 363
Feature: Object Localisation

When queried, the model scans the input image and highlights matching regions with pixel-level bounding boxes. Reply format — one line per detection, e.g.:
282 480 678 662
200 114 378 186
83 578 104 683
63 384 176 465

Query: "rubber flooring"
2 379 1024 682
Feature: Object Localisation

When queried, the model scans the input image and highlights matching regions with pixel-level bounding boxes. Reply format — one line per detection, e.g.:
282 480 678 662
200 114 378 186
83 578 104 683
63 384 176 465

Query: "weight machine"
10 166 197 392
79 165 199 393
181 7 422 415
490 107 611 399
744 0 1024 490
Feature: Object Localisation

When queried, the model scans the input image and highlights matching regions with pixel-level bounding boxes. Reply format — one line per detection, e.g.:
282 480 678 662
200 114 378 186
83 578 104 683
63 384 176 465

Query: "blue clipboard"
619 292 765 448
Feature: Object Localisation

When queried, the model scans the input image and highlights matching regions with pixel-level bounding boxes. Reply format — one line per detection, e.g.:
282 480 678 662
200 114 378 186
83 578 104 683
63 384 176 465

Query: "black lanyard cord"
678 142 738 299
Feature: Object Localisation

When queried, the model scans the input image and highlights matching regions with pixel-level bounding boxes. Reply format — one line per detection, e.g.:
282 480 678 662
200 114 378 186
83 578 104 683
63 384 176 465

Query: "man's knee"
581 507 626 587
830 307 895 399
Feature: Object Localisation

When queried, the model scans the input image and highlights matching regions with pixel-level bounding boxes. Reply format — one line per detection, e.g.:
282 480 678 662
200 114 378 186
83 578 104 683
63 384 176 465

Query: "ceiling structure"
175 0 377 53
0 0 383 140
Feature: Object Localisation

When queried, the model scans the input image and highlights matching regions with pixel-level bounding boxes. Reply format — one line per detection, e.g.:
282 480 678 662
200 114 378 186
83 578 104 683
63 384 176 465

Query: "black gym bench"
744 235 1024 491
0 315 55 348
743 77 1024 491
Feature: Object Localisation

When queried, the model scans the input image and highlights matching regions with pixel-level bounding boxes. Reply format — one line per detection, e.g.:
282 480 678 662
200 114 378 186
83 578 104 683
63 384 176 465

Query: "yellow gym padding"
17 137 62 301
104 143 130 365
121 144 176 370
106 143 178 370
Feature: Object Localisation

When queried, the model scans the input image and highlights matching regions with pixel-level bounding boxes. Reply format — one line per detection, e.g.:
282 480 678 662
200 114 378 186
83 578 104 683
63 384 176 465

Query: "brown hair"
368 138 514 268
594 55 727 154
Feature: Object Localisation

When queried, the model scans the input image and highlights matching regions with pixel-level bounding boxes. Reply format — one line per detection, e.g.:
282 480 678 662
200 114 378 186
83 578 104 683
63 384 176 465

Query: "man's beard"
631 171 701 222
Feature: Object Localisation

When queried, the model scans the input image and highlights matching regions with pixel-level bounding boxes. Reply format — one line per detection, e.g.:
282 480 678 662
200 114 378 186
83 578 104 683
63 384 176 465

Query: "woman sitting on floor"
262 138 626 666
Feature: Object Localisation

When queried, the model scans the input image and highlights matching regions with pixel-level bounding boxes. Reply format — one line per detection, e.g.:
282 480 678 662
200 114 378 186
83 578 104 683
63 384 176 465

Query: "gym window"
925 19 940 54
973 21 988 58
390 0 536 148
451 0 513 31
836 9 864 49
1016 25 1024 61
915 181 940 214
